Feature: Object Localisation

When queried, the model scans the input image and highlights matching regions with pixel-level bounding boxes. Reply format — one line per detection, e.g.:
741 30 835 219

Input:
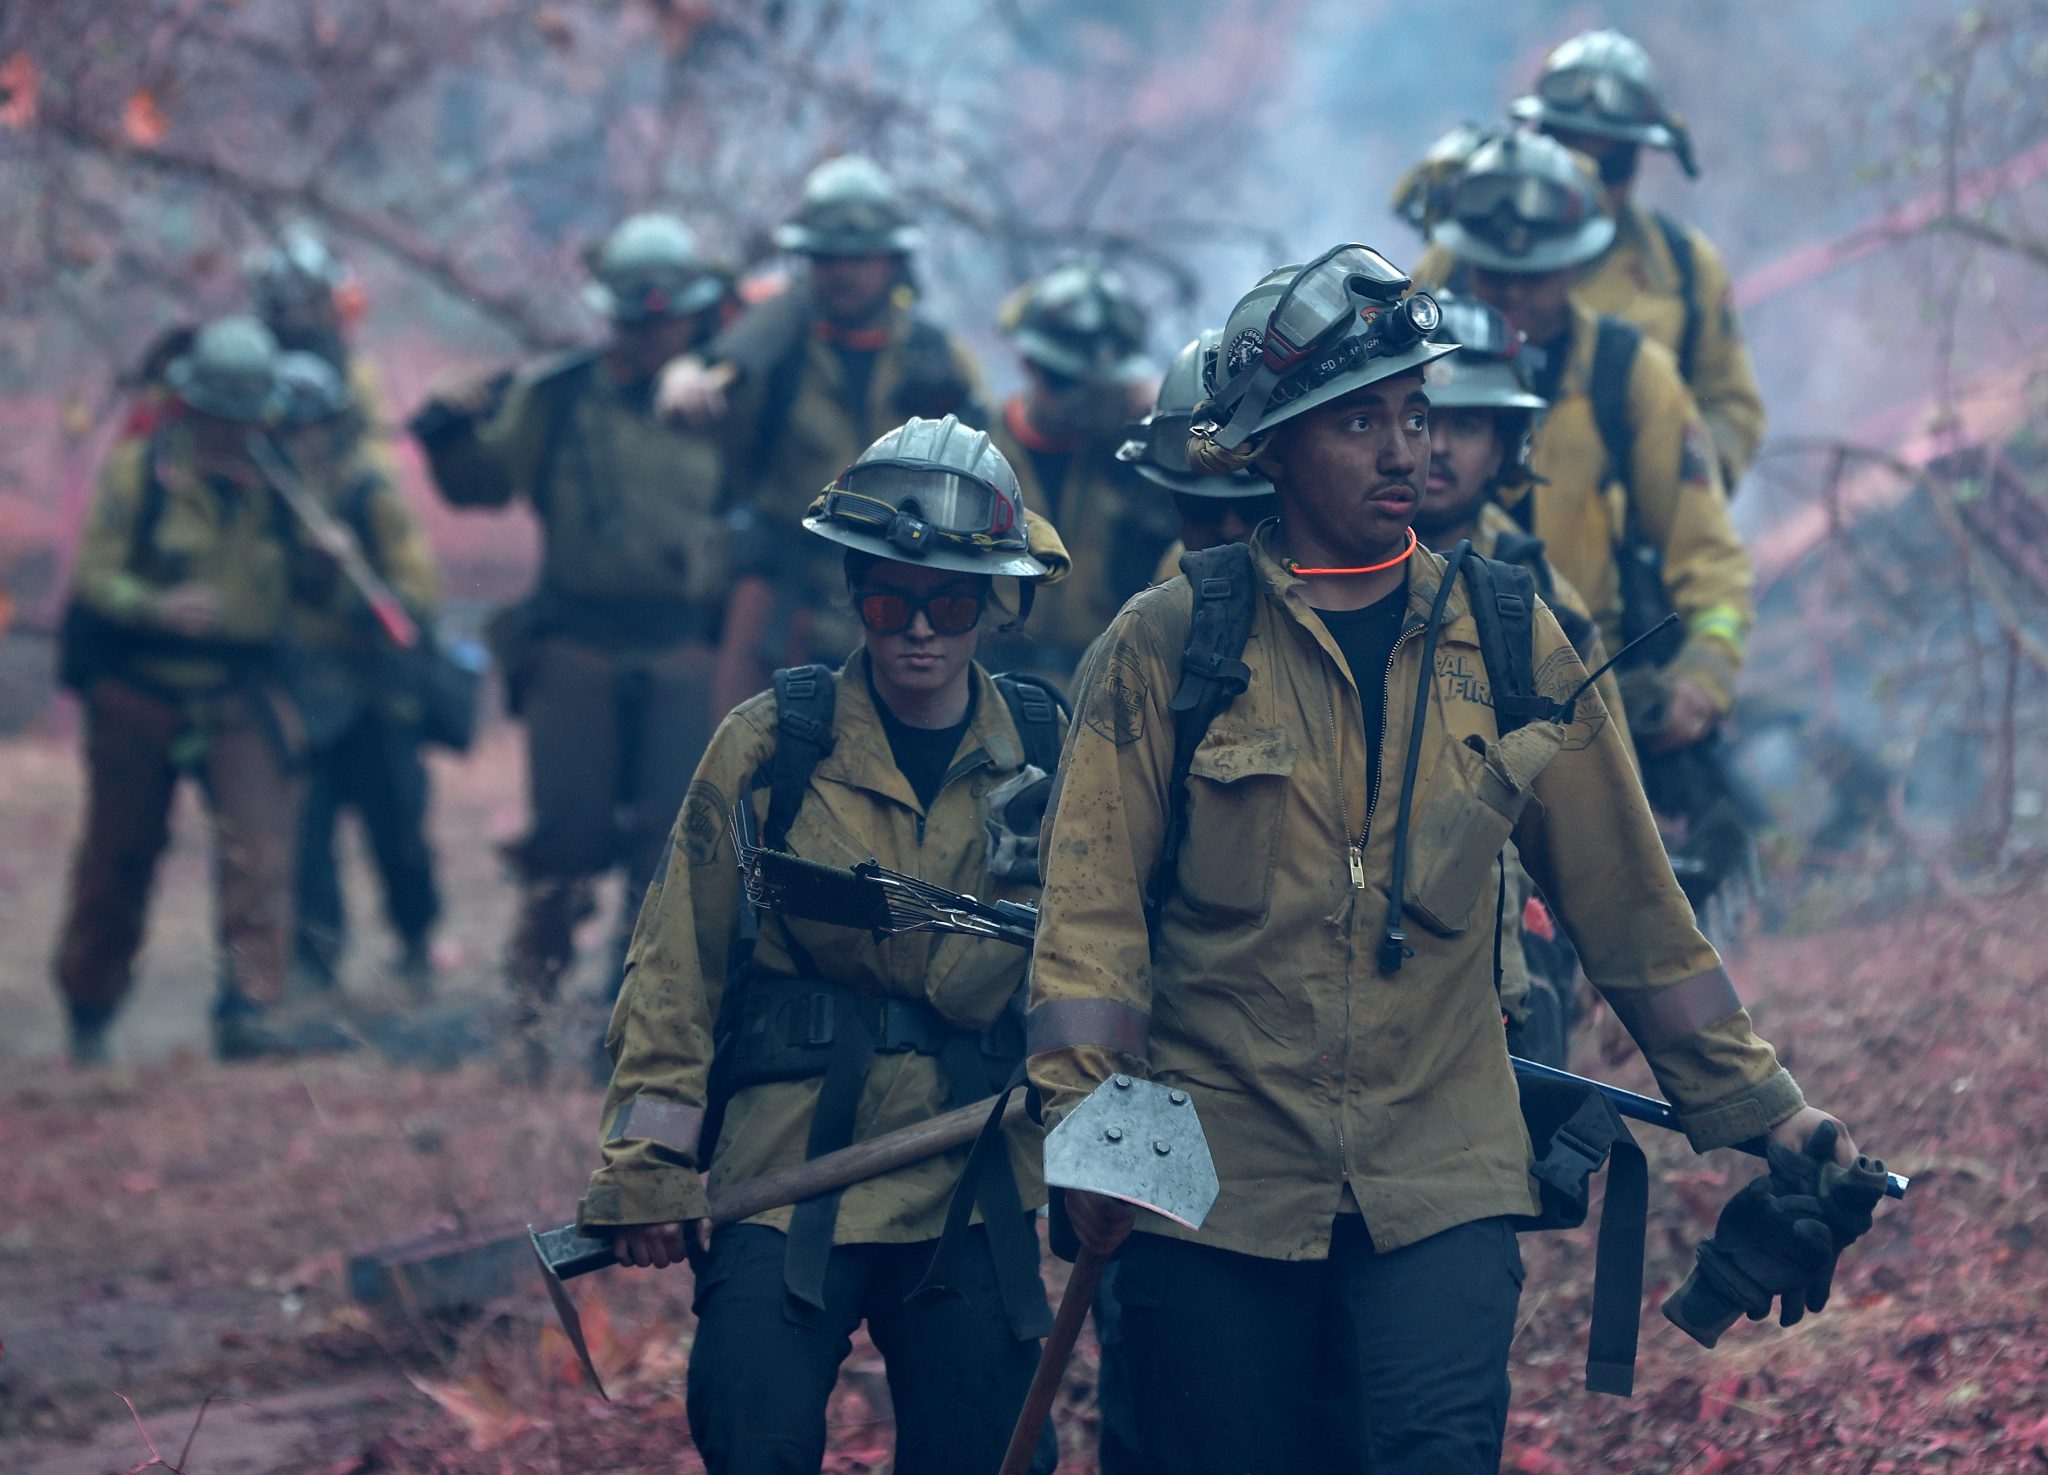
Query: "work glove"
984 765 1052 883
1664 1122 1889 1347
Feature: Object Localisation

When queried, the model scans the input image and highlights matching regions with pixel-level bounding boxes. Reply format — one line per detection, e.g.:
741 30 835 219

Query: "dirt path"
2 720 2045 1473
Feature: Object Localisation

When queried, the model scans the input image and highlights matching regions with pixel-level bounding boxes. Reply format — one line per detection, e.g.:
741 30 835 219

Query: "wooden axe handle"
998 1245 1106 1475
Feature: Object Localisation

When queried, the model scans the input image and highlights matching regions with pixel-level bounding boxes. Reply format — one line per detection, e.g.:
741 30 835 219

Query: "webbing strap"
1150 544 1257 941
1588 316 1642 504
1380 541 1468 973
781 1006 877 1317
1464 554 1571 736
993 672 1066 774
1586 1129 1648 1395
764 665 837 852
1652 211 1702 384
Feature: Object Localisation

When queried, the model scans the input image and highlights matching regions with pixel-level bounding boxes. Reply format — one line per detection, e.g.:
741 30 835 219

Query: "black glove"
1664 1122 1888 1347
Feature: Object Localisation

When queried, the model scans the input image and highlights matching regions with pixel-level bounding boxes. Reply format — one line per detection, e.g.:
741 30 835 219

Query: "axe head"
1044 1076 1219 1230
528 1225 609 1401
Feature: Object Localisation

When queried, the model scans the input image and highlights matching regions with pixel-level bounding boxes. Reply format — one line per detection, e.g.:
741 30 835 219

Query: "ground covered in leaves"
0 718 2043 1474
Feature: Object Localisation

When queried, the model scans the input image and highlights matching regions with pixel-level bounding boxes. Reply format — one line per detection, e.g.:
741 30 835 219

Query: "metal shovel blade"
528 1225 609 1401
1042 1075 1219 1230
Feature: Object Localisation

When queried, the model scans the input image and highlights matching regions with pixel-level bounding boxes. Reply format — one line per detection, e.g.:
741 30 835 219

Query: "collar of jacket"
1246 522 1483 688
811 649 1029 812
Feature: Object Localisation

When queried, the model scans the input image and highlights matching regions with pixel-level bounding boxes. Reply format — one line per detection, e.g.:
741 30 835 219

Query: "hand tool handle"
996 1245 1106 1475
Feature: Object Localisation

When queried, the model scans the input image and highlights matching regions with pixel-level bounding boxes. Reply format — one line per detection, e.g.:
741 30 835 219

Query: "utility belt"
725 975 1021 1094
715 973 1046 1340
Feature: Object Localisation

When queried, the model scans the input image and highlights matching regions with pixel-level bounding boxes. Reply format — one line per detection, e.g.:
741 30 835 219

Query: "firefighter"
55 318 319 1062
272 352 444 997
656 156 985 703
581 416 1070 1475
985 259 1175 685
1025 245 1868 1475
410 212 735 1049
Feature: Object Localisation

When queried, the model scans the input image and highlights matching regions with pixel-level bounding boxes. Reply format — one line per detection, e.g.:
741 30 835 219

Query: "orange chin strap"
1287 526 1418 577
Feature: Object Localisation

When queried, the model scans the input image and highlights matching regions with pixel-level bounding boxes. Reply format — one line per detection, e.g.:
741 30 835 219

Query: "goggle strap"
1212 362 1280 450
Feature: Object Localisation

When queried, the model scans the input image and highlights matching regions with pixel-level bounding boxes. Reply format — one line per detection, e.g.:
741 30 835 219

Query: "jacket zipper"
1327 626 1418 889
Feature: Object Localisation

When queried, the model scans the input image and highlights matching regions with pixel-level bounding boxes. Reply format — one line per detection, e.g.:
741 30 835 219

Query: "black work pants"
685 1222 1049 1475
295 707 438 982
1114 1215 1524 1475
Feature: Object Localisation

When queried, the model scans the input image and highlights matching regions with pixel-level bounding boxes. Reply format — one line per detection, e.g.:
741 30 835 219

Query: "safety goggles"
821 462 1024 555
1258 244 1413 374
1118 410 1195 472
1433 300 1518 359
1452 170 1588 230
853 586 987 636
1536 65 1660 126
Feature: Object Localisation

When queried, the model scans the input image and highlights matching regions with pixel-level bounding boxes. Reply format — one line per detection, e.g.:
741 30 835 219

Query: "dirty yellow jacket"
1413 210 1766 486
423 353 730 614
1573 205 1766 487
1510 301 1751 717
1027 528 1802 1260
990 412 1179 679
581 654 1052 1241
72 430 297 692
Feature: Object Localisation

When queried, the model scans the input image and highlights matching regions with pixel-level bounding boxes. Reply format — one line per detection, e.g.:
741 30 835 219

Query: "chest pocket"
1176 729 1298 926
1403 721 1570 936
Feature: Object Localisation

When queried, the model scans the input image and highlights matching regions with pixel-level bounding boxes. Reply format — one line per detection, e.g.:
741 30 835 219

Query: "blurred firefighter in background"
410 212 736 1062
1410 30 1766 491
1428 132 1761 921
246 225 401 483
271 352 445 999
656 156 986 711
55 319 329 1063
986 260 1175 686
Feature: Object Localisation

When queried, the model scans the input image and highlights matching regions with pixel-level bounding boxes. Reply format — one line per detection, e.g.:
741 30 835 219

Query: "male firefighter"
1026 245 1871 1474
411 213 735 1043
273 352 444 996
582 417 1070 1475
56 318 319 1062
1428 131 1750 760
1411 30 1766 488
656 156 985 699
985 260 1175 685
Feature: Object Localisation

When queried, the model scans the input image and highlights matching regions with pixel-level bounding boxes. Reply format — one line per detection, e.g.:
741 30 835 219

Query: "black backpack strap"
1511 1072 1648 1396
991 671 1067 773
1652 211 1702 384
762 665 838 853
1589 316 1643 504
1464 554 1574 738
1150 543 1258 938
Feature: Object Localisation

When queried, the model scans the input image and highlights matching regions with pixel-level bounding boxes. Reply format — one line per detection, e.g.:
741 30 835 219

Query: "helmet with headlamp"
1191 243 1455 453
1430 132 1616 275
806 414 1051 579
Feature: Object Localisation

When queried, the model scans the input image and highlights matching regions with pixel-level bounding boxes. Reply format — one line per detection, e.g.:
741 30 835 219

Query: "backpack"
1153 541 1647 1396
1588 316 1685 670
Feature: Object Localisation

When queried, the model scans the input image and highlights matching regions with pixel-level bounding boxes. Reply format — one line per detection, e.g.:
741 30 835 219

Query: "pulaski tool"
530 1090 1029 1398
994 1074 1220 1475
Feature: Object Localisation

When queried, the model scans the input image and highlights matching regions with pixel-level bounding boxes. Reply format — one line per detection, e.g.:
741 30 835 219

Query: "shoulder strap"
1464 554 1574 737
763 664 838 852
1588 315 1643 505
1488 529 1599 661
1149 542 1257 937
128 440 175 574
991 671 1067 773
1652 212 1702 384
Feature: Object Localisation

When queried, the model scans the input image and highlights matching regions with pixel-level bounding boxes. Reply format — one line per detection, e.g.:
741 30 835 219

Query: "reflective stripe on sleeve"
1025 998 1150 1058
606 1095 705 1156
1687 605 1747 651
1607 966 1744 1053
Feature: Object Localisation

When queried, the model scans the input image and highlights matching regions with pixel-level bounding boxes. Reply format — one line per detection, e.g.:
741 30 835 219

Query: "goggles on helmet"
1453 170 1589 231
1536 65 1661 127
1259 244 1413 374
820 461 1025 560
